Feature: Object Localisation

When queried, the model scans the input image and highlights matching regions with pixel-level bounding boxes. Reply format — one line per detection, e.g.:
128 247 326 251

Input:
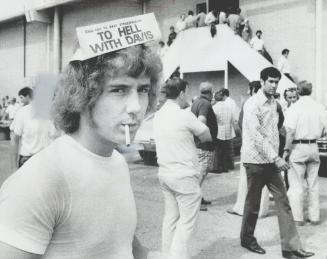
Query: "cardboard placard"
73 13 161 61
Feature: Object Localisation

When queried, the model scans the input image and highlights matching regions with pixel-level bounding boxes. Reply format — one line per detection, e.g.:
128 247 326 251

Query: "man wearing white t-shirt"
5 98 21 121
0 20 163 259
250 30 265 54
278 49 294 82
154 78 211 259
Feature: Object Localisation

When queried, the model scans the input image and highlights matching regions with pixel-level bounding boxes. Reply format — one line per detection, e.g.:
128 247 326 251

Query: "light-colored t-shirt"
250 36 264 51
5 103 21 120
11 104 56 156
154 100 207 178
284 96 327 140
0 135 137 259
277 55 291 74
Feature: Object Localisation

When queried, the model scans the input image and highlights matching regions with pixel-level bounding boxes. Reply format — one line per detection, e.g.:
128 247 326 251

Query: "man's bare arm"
0 242 41 259
11 133 20 170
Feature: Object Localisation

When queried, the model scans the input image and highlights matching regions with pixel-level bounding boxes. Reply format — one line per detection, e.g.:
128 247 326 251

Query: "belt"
292 139 317 144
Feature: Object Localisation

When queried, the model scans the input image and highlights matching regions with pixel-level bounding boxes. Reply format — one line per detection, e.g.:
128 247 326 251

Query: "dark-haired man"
0 16 163 259
278 49 294 82
18 87 33 106
240 67 314 259
154 78 211 259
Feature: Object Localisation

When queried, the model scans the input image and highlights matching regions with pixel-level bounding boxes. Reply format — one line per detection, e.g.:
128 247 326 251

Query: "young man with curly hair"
0 38 162 258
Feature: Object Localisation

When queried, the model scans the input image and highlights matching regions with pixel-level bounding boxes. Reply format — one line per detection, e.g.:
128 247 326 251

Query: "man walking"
154 78 211 259
240 67 314 259
283 81 327 226
191 82 218 211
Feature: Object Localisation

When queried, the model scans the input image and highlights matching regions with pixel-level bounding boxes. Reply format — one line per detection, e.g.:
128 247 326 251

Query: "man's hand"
274 157 290 171
282 150 290 162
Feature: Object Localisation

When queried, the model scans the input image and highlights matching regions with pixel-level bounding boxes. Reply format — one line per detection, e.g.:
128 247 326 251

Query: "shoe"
295 221 305 226
201 198 212 205
200 204 208 211
226 209 242 216
241 243 266 254
282 250 314 258
309 220 319 226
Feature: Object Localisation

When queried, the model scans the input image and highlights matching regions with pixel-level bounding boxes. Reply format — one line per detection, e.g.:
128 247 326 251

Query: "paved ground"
1 141 327 259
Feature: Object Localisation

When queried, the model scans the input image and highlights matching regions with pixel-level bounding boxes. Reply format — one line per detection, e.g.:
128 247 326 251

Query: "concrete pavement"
125 150 327 259
0 141 326 259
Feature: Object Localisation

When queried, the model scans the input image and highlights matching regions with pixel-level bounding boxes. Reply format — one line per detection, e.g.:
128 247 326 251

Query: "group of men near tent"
0 13 326 259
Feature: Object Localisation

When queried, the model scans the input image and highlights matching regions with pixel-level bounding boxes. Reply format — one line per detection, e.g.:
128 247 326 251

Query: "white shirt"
5 103 21 120
213 101 236 140
277 55 291 74
205 11 217 25
0 135 136 258
225 97 240 121
284 96 327 140
176 19 186 33
184 15 197 29
11 104 56 156
154 100 207 178
250 36 264 51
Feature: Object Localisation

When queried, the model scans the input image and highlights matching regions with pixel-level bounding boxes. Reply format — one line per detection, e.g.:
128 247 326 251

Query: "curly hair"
53 44 162 133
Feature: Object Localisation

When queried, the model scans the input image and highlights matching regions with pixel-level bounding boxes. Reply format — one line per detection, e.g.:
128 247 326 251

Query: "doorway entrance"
208 0 239 12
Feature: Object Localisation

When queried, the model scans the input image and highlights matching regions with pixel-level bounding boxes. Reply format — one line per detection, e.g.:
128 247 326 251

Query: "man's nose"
126 90 141 114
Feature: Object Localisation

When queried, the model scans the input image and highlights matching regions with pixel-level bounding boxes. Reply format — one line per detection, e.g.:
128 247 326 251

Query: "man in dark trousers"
240 67 314 259
191 82 217 211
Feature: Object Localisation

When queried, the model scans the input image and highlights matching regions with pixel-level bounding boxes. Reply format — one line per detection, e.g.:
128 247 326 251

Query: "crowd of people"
0 11 325 259
154 66 326 258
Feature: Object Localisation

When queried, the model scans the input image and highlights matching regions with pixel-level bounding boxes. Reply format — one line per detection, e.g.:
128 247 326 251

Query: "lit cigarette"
125 124 130 146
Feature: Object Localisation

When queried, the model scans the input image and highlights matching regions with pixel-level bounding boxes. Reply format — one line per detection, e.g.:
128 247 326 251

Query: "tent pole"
224 61 228 89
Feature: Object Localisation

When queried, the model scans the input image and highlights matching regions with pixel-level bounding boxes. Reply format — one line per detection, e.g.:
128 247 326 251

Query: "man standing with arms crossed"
154 78 211 259
240 67 314 259
191 82 217 211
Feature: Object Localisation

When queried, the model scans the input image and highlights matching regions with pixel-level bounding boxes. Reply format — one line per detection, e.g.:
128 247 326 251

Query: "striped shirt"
241 90 279 163
213 101 237 140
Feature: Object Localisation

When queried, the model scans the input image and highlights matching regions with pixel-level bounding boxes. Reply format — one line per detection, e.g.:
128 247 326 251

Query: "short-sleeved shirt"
0 135 136 258
213 101 236 140
250 36 264 51
284 96 327 140
191 96 217 150
154 100 207 178
11 104 56 156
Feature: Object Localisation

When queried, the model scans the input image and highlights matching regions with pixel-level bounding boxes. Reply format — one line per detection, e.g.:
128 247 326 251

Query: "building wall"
240 0 316 85
25 22 48 78
0 20 24 97
322 0 327 106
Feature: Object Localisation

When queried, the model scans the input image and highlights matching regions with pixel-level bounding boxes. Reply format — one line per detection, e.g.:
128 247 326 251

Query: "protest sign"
72 13 161 61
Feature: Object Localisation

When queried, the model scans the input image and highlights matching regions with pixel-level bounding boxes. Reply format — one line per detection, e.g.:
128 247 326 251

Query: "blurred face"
261 76 280 98
256 32 262 38
285 91 297 105
19 95 31 106
89 75 150 146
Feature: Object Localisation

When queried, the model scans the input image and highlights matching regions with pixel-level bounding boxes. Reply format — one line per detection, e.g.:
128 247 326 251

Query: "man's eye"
138 86 150 93
110 88 126 93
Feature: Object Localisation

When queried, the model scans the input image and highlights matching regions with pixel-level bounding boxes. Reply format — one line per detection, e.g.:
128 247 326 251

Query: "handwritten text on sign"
75 13 161 60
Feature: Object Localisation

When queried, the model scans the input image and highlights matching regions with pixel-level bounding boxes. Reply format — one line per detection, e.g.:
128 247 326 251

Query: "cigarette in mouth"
125 124 130 146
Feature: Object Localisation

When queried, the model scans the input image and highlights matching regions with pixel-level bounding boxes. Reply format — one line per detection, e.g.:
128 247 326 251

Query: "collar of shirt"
256 89 275 106
200 95 211 102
